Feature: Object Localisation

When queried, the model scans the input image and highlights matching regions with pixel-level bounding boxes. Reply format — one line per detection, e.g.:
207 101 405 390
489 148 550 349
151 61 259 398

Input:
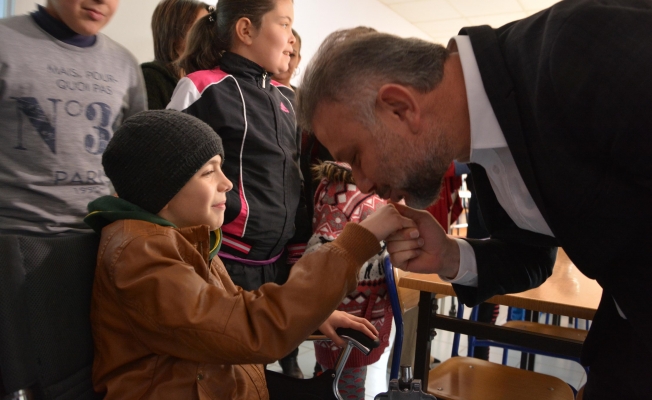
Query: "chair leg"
448 297 457 317
501 348 509 365
451 302 465 357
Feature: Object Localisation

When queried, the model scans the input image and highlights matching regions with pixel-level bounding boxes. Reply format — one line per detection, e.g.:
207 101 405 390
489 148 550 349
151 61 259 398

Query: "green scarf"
85 196 221 260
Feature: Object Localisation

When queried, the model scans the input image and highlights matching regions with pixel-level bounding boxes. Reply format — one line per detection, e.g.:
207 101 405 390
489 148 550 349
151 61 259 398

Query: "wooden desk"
399 249 602 387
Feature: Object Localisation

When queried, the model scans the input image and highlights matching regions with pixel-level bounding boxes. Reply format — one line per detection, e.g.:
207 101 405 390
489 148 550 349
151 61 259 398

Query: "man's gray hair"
297 28 449 132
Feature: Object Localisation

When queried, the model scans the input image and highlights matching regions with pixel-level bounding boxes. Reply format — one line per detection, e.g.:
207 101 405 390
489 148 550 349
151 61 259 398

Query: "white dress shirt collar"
453 35 507 156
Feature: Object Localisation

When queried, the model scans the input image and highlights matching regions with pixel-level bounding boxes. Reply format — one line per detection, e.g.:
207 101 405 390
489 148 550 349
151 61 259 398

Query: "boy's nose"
220 179 233 193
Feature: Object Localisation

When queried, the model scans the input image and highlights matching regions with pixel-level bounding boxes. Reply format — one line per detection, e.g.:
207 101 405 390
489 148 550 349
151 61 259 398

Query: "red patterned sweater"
305 162 393 369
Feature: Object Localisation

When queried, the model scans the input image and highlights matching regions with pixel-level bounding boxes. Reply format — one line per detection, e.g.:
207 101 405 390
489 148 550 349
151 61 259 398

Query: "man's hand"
385 203 460 278
358 204 418 241
319 310 378 348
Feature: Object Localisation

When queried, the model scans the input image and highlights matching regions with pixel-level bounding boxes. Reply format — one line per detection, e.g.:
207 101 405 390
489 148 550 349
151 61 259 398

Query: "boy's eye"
203 170 215 176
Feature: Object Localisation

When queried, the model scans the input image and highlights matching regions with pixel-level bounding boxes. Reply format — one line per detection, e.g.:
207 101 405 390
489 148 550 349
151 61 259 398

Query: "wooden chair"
428 357 575 400
460 305 589 373
385 260 575 400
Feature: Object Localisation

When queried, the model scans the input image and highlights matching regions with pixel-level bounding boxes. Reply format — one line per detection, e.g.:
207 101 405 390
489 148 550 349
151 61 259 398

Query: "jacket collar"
85 196 222 259
220 51 271 88
176 225 223 262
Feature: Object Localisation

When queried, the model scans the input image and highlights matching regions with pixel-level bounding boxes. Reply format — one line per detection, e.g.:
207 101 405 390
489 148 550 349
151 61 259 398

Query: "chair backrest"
0 233 102 400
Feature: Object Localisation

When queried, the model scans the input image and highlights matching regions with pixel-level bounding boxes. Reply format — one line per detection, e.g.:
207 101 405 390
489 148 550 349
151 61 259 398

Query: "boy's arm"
124 54 147 118
108 223 380 365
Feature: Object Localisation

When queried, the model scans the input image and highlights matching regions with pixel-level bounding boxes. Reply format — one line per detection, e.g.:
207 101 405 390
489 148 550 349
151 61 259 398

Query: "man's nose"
353 171 373 194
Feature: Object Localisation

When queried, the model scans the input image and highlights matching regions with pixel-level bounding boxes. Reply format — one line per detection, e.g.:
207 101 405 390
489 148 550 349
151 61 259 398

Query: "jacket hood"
85 196 222 259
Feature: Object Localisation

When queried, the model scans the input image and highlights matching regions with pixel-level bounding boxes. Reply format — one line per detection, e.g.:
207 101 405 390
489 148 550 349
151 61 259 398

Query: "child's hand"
386 203 460 277
318 310 378 348
359 204 418 241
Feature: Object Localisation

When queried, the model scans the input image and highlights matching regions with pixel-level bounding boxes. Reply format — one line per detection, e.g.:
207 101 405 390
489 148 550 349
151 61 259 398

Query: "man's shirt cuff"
440 238 478 286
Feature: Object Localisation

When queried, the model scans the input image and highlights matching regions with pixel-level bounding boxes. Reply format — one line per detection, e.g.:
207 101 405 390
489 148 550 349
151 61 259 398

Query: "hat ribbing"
102 110 224 214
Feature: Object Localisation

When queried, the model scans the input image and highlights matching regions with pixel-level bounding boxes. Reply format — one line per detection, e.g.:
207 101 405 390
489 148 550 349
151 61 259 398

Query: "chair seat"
501 321 588 342
427 357 574 400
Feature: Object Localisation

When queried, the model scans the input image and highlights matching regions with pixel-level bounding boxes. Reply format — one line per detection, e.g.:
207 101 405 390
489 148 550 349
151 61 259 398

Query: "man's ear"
234 17 255 45
376 84 421 134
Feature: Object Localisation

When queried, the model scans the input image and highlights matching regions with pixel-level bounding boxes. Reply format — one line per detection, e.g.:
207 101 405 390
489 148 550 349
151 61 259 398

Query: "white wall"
292 0 431 84
13 0 431 85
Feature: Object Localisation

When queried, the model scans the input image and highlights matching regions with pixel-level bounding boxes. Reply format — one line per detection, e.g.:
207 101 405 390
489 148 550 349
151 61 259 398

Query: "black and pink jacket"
168 52 306 263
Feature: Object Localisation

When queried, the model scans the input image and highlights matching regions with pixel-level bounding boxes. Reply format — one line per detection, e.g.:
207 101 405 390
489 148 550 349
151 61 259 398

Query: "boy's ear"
376 84 421 134
234 17 255 45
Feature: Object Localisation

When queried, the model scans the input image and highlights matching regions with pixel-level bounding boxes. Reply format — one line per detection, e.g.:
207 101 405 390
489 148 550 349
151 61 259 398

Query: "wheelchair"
0 233 434 400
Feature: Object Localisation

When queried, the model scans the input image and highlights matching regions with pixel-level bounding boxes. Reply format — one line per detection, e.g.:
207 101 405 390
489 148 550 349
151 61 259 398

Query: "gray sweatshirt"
0 15 147 234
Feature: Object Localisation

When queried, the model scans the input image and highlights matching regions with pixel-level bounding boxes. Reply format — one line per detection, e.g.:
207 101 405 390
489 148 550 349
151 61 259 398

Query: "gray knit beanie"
103 110 224 214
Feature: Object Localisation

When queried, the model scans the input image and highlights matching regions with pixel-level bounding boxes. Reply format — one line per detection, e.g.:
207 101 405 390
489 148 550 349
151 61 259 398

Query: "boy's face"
158 155 233 231
45 0 119 36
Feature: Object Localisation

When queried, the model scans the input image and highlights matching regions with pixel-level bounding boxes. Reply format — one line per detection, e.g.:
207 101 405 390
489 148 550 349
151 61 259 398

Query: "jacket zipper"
261 72 267 88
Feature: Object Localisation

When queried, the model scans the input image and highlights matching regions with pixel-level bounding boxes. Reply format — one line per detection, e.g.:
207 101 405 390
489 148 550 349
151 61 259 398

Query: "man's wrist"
440 237 461 279
441 238 478 287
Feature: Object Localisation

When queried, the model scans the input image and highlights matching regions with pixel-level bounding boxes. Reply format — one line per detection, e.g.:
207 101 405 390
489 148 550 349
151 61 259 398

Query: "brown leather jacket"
91 219 379 399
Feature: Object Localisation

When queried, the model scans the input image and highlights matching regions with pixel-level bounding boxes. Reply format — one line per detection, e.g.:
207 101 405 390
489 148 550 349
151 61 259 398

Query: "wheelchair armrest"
335 328 380 355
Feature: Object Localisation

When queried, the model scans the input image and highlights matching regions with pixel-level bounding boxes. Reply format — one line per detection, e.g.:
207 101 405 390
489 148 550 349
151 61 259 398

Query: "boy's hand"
318 311 378 348
358 204 418 241
385 203 460 278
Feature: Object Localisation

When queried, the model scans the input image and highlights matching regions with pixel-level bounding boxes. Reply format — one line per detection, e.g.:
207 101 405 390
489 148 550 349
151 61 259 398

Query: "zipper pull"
262 72 267 88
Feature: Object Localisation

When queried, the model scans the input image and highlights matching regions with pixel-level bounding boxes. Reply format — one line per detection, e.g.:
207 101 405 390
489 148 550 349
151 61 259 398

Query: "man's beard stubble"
379 123 454 210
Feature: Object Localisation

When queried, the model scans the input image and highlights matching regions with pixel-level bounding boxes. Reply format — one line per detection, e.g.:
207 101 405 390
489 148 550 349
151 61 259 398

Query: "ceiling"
377 0 560 44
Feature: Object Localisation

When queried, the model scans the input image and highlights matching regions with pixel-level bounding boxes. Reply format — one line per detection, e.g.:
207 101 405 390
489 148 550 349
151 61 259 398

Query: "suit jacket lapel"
460 25 552 226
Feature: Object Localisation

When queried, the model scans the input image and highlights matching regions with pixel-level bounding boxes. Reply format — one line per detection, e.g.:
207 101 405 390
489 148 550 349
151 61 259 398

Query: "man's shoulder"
499 0 647 39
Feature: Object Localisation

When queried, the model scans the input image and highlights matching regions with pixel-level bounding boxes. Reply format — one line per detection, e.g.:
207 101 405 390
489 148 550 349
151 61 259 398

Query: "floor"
268 302 588 400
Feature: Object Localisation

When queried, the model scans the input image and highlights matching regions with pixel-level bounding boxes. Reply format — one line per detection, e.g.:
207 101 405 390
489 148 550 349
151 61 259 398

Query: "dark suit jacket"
452 0 652 359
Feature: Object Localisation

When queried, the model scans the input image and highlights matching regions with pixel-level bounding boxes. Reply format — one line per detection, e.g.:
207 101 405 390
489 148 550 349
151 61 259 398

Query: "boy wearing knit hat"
84 110 418 400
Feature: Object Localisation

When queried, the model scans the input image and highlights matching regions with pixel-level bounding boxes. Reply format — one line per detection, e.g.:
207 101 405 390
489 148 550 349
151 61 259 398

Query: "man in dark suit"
296 0 652 398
